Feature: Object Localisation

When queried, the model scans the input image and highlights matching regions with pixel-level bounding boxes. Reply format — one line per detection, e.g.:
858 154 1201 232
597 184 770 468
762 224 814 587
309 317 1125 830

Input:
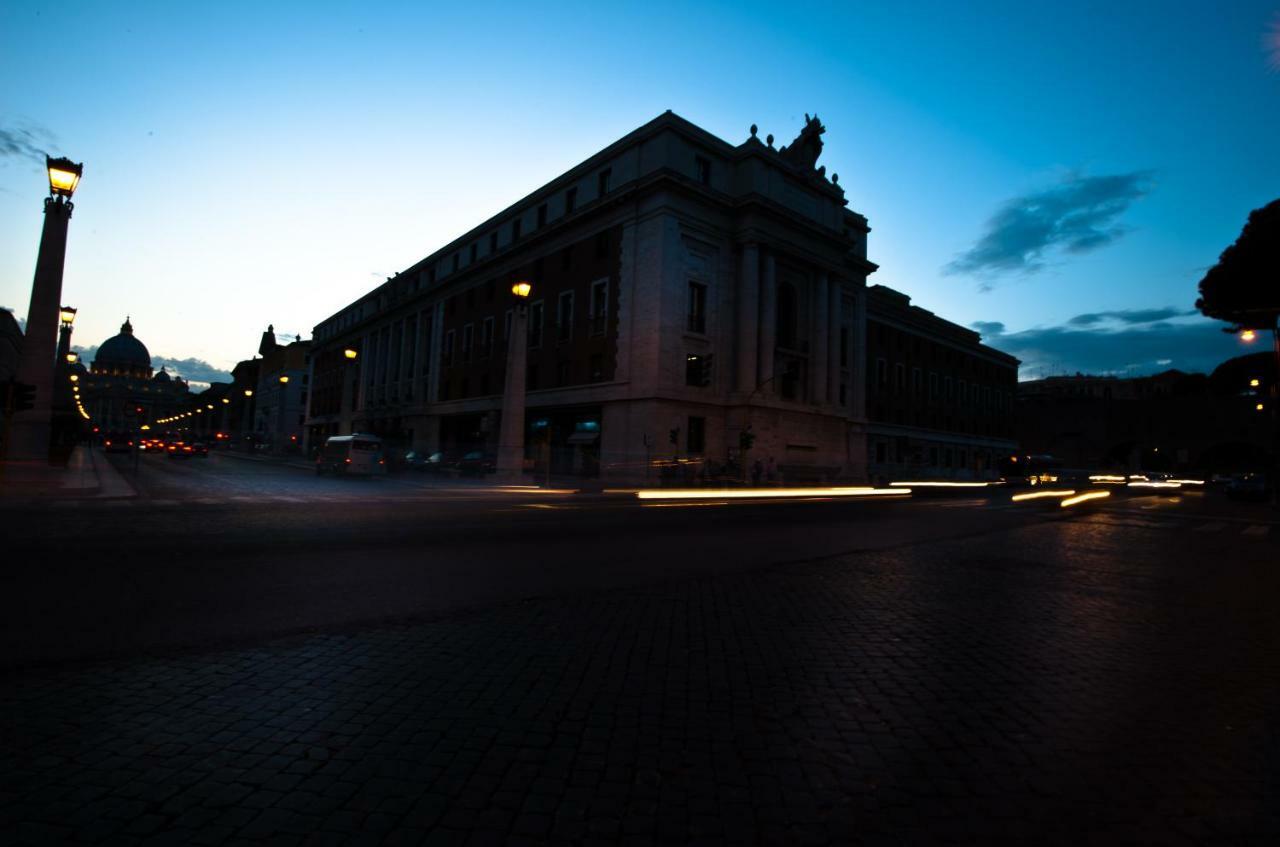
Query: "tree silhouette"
1195 199 1280 329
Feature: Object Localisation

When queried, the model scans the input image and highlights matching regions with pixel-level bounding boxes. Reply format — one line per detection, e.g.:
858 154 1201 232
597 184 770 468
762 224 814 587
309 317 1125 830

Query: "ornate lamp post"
497 282 532 479
8 157 83 463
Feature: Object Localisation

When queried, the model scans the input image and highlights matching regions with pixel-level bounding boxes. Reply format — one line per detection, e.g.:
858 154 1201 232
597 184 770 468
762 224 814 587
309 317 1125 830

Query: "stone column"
812 272 829 404
497 303 529 479
850 288 868 422
758 250 777 393
828 278 842 406
736 243 760 393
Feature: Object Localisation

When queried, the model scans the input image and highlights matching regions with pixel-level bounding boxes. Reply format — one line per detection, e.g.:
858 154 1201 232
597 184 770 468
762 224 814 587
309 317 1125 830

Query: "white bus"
315 434 386 476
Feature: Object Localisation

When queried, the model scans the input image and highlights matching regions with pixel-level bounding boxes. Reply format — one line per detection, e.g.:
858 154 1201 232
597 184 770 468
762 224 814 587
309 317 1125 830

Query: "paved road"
2 451 1278 844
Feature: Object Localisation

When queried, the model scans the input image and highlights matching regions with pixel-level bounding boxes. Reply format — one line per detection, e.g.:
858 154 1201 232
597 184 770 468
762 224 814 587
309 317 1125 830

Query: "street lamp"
1241 329 1257 343
244 389 254 397
344 348 358 360
6 155 84 463
497 281 533 479
1251 378 1261 388
278 375 289 384
66 352 78 364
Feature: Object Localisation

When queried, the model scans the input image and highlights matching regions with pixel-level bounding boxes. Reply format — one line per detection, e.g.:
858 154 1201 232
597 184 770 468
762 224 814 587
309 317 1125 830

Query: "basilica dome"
92 317 152 378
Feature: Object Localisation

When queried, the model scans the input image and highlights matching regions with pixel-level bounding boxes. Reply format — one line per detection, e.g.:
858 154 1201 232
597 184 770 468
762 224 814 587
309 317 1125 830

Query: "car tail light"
105 440 112 446
345 458 352 464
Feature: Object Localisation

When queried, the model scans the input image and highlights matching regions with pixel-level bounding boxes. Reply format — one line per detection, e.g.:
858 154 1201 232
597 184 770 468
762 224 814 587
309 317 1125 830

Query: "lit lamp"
344 348 358 360
206 403 214 409
59 306 77 327
512 281 532 299
244 389 254 397
1241 329 1257 343
1250 378 1261 388
221 398 229 404
66 352 78 363
47 158 83 198
68 373 78 383
278 375 289 384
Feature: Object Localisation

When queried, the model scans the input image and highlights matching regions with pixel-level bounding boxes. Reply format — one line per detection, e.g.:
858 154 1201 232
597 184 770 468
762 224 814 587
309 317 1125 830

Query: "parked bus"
315 434 386 476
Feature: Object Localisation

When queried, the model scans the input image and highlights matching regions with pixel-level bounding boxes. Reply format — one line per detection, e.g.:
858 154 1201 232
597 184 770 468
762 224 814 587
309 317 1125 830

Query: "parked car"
402 451 435 471
1225 473 1272 502
456 450 496 475
418 451 461 474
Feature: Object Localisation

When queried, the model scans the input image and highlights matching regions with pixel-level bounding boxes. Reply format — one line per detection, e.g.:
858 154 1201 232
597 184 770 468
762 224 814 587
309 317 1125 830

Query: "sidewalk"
0 445 134 501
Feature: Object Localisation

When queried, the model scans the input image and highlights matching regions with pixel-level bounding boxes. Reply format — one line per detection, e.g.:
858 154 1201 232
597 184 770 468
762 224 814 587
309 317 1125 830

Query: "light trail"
890 480 992 488
1060 491 1111 507
634 487 910 501
1011 489 1075 502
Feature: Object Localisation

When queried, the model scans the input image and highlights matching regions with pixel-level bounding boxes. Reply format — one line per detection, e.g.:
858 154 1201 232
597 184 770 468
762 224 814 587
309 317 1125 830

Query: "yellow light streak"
635 487 910 501
1127 481 1182 489
889 480 991 488
1089 474 1126 483
1011 489 1076 502
1060 491 1111 507
1167 479 1205 486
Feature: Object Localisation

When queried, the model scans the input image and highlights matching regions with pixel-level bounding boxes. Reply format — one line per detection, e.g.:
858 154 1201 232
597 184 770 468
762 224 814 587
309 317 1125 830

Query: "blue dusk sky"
2 1 1278 384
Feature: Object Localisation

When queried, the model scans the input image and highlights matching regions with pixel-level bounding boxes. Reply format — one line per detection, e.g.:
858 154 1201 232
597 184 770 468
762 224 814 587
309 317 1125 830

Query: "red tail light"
105 440 112 446
344 458 352 464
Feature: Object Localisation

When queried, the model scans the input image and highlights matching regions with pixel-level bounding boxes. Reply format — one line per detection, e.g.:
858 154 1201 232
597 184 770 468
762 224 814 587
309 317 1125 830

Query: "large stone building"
80 317 191 432
865 285 1018 480
307 111 1015 481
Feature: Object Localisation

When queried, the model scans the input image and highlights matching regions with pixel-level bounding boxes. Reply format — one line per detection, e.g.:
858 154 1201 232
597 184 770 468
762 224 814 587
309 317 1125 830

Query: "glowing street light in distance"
635 487 910 501
1060 491 1111 507
1011 489 1076 502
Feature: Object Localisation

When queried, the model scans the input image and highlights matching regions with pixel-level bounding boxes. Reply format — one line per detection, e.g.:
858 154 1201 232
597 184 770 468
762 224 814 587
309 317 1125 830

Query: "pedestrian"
751 459 763 485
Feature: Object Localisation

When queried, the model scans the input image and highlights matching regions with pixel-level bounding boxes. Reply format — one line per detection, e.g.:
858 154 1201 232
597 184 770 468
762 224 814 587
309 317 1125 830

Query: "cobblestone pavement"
3 517 1278 845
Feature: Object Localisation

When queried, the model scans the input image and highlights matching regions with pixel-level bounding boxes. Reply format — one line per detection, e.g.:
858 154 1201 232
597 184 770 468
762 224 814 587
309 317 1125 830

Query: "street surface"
2 448 1278 844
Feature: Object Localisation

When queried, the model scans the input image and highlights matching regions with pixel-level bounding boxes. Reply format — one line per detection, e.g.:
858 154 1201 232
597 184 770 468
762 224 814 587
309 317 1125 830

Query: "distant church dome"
153 366 171 383
93 317 152 378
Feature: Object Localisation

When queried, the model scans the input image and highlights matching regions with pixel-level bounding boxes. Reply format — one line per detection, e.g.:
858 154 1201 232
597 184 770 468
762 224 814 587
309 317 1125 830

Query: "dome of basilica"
93 317 152 377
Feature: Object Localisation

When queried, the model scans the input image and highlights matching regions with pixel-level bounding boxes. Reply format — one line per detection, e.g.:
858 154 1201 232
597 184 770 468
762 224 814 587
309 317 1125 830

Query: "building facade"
253 326 310 453
864 286 1018 480
307 112 877 481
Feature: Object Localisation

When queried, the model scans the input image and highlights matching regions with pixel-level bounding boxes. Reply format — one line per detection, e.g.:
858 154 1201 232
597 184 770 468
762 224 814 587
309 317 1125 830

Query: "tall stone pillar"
828 279 842 406
497 303 529 479
850 288 868 422
812 272 829 404
758 250 777 392
736 243 760 393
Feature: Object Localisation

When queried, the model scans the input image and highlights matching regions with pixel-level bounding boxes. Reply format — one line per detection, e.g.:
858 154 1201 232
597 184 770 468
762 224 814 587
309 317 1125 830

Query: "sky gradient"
3 1 1278 384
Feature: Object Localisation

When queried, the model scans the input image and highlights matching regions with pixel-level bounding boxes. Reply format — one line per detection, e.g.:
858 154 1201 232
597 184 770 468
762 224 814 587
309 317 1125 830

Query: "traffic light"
5 380 36 412
669 427 680 446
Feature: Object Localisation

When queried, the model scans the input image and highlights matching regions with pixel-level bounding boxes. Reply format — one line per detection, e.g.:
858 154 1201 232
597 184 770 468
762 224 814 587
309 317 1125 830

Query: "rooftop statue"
778 113 825 171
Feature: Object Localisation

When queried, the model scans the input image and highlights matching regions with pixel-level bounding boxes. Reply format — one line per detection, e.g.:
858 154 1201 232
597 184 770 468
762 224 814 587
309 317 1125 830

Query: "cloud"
71 345 233 384
1065 307 1196 327
975 316 1241 378
970 320 1006 337
945 170 1155 279
0 124 55 166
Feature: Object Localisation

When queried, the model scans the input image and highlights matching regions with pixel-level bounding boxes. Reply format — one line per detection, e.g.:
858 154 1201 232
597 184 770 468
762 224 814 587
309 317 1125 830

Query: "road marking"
1242 525 1270 538
1195 522 1227 533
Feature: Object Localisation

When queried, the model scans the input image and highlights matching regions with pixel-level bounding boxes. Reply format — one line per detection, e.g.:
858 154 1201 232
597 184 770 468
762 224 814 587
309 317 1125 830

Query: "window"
945 376 954 401
840 327 849 367
912 367 922 397
537 203 547 229
595 230 610 259
452 253 459 272
442 330 455 367
590 279 608 335
695 156 711 185
565 186 577 213
928 372 938 402
777 282 798 349
958 379 967 405
894 363 905 393
686 354 704 387
512 218 521 242
687 416 706 453
556 360 571 386
557 291 574 343
598 167 611 196
687 282 707 333
489 232 498 253
589 353 604 382
876 358 888 391
527 362 539 390
480 317 494 359
528 301 544 348
461 324 473 362
469 243 477 263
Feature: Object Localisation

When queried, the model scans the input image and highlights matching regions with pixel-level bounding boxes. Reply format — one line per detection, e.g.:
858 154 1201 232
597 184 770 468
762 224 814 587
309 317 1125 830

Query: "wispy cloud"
72 345 233 384
1066 307 1196 327
0 123 55 166
946 170 1155 282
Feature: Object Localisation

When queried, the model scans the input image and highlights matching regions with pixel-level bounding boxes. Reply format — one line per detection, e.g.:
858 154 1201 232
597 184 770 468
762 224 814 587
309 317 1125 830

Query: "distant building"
81 317 191 432
1016 355 1274 471
253 326 310 452
864 286 1018 480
